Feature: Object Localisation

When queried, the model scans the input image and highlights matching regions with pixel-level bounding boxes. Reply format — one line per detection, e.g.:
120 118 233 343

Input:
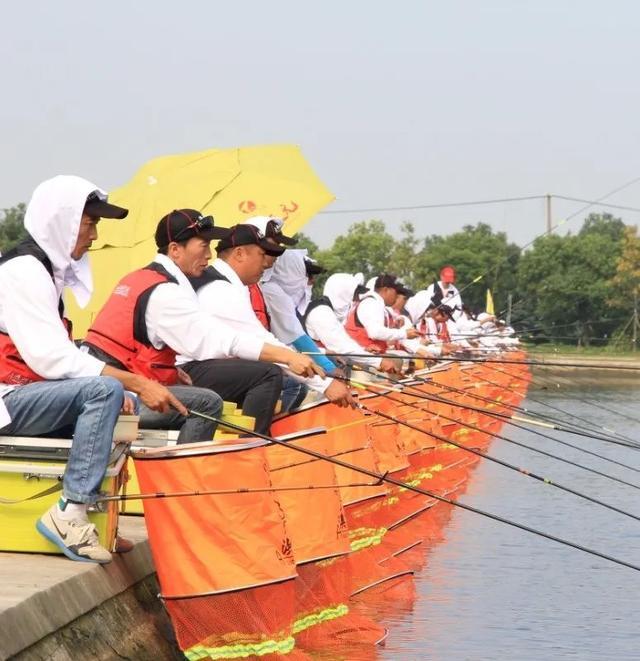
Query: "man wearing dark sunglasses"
84 209 323 437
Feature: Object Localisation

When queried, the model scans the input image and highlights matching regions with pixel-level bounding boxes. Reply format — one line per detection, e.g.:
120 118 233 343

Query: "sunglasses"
167 211 215 243
86 190 107 203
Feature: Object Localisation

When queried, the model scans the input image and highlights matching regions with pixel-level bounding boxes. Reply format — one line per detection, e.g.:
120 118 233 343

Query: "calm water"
377 383 640 661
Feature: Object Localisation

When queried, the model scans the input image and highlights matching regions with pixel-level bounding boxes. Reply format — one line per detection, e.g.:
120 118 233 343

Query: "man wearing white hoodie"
0 176 184 564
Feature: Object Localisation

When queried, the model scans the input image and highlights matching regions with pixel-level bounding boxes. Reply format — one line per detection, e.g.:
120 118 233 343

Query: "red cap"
440 265 456 284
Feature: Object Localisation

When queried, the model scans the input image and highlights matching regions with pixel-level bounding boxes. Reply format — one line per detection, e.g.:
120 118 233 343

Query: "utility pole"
545 194 553 234
633 291 638 352
507 293 512 326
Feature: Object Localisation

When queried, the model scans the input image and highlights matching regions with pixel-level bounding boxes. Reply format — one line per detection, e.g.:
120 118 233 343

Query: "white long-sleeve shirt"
356 292 407 343
306 303 383 368
0 256 105 384
190 259 331 393
0 255 107 425
146 254 264 363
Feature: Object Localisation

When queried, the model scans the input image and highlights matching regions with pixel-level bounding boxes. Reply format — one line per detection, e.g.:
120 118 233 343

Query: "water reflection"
376 384 640 660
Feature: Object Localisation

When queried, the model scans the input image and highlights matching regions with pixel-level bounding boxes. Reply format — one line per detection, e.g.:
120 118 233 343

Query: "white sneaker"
36 504 112 564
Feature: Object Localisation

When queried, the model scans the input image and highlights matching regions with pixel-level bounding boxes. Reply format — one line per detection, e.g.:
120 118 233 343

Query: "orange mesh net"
131 358 529 659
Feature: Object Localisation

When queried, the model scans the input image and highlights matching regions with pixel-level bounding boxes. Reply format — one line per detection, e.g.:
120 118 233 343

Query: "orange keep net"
132 356 530 659
133 442 298 660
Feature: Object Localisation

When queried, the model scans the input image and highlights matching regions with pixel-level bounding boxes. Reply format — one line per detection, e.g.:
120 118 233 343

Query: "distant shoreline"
527 353 640 388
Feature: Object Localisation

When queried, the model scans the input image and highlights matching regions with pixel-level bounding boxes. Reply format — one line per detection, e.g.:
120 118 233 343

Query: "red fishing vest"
0 238 72 386
344 295 389 353
84 264 179 385
437 321 451 342
249 283 271 331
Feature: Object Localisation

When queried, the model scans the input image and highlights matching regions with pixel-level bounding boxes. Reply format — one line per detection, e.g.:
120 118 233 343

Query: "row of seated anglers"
0 175 516 565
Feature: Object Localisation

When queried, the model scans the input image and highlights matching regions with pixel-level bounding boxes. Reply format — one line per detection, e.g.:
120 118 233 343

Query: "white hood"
24 175 103 308
265 248 309 310
405 290 432 325
323 272 364 323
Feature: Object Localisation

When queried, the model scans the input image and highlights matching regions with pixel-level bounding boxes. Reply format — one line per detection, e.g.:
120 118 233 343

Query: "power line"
554 196 640 214
319 195 544 214
318 192 640 216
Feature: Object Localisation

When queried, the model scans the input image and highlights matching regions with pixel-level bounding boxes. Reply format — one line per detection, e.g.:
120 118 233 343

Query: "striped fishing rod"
404 364 640 448
459 365 640 448
188 409 640 573
98 479 383 504
516 366 640 428
454 174 640 298
332 375 640 491
367 372 640 452
431 377 640 470
305 350 640 372
357 368 640 475
338 378 640 523
483 360 640 446
324 356 640 449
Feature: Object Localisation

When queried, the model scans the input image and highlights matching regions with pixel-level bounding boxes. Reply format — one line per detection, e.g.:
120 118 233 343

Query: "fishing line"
98 479 383 503
340 375 640 490
311 351 640 371
351 388 640 524
188 409 640 574
469 366 640 448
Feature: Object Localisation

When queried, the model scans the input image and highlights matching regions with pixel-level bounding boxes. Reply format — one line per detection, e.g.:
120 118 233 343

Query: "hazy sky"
2 1 639 248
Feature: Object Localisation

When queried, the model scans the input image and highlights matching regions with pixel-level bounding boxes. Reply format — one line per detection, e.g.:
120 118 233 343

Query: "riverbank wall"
529 354 640 388
0 517 179 661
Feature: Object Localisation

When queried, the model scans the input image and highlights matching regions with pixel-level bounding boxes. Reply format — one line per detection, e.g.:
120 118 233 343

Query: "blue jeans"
0 377 124 504
139 385 222 443
280 376 308 413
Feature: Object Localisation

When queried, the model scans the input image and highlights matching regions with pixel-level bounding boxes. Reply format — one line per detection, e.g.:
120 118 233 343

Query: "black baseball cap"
264 218 298 246
374 274 402 291
305 259 327 278
84 190 128 219
155 209 231 249
397 285 415 298
215 224 286 257
353 283 369 300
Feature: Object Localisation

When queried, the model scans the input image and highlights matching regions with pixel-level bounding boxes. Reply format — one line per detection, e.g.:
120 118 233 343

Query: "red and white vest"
248 283 271 331
0 239 72 385
344 294 390 353
84 263 179 385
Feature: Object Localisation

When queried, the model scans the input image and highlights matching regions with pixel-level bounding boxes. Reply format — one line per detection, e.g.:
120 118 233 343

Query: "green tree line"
297 213 640 349
2 203 638 348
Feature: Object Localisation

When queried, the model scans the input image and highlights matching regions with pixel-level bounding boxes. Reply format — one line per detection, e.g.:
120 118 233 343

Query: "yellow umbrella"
67 144 334 336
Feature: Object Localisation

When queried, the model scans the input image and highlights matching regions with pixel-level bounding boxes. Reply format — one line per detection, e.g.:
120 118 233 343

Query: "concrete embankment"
529 354 640 388
0 517 179 661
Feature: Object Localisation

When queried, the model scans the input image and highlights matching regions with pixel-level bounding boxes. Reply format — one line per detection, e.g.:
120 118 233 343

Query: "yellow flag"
486 289 495 315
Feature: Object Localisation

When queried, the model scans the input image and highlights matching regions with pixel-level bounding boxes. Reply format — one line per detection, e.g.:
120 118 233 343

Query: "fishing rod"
340 376 640 491
398 371 640 469
455 174 640 297
530 368 640 427
417 366 640 449
467 366 640 449
311 351 640 372
380 374 640 450
348 384 640 524
510 318 630 334
98 479 383 503
487 360 640 441
188 409 640 573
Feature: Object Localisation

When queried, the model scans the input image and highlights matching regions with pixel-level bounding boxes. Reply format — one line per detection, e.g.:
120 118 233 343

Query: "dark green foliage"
0 204 27 253
307 212 632 346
